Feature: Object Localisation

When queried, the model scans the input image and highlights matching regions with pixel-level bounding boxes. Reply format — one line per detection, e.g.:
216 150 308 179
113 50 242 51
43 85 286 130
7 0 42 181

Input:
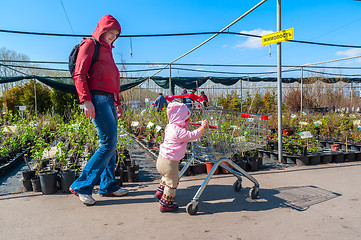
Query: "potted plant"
307 138 321 165
55 141 76 193
31 134 58 195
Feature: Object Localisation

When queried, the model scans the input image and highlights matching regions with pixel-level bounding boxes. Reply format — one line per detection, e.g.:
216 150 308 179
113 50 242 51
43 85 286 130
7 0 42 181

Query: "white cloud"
222 44 229 48
234 29 273 49
336 48 361 57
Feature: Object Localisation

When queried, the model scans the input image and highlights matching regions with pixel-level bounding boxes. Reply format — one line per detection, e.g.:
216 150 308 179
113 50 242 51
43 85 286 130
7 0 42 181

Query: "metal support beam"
300 66 303 113
169 64 173 95
277 0 283 163
34 79 37 115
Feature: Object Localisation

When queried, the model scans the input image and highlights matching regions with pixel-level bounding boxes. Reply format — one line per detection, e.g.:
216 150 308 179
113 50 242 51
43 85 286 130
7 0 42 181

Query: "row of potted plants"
123 107 361 170
1 107 138 194
3 105 361 193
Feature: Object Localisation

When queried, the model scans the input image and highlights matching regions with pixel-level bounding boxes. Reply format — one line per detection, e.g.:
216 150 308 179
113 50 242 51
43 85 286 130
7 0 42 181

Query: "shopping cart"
166 93 267 215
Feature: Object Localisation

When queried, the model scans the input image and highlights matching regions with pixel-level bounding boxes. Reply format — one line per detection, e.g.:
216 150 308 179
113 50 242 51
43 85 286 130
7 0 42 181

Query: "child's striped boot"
154 183 164 200
159 194 178 213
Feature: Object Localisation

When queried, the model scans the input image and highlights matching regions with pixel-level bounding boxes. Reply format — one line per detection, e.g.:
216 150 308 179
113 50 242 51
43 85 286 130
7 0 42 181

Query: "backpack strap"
89 38 100 67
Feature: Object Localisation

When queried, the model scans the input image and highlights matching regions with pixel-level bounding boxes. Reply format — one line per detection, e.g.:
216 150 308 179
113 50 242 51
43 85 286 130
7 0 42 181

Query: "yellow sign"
262 28 294 46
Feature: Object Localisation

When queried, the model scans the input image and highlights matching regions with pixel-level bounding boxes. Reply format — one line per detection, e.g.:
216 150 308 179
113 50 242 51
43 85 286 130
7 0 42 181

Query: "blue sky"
0 0 361 78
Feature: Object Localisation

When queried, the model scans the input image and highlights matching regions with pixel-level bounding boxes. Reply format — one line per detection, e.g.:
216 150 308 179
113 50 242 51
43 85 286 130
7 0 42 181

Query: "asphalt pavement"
1 160 360 240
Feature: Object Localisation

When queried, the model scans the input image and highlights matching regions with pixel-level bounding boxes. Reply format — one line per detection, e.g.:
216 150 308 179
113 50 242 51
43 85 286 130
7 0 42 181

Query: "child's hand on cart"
201 120 208 129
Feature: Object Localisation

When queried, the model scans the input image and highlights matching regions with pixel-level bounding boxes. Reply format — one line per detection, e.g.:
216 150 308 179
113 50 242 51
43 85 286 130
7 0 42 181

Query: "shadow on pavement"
175 184 341 215
0 192 43 201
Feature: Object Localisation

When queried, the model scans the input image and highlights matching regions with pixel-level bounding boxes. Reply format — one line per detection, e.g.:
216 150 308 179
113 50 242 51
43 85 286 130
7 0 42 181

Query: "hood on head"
167 102 190 127
92 14 121 45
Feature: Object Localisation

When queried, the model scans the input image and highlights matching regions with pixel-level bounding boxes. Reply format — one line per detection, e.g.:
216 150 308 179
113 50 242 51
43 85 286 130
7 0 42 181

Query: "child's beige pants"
156 155 179 205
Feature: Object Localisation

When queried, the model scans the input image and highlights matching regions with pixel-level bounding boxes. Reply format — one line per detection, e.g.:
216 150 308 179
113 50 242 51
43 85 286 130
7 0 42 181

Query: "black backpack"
68 38 100 78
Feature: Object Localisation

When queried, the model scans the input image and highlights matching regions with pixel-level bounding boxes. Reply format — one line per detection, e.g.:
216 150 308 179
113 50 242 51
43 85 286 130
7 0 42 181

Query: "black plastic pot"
22 170 36 180
247 156 260 171
31 177 42 192
122 169 128 182
123 158 132 166
127 165 139 182
179 162 190 176
344 151 356 162
309 154 321 165
115 167 123 187
257 156 263 169
22 179 33 191
39 170 58 195
355 152 361 161
295 155 309 166
332 152 344 163
60 169 76 193
235 156 248 171
320 152 332 164
190 163 206 174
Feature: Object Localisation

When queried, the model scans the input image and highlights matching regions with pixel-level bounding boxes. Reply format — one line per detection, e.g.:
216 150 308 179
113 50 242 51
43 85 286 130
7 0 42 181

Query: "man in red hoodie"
70 14 128 206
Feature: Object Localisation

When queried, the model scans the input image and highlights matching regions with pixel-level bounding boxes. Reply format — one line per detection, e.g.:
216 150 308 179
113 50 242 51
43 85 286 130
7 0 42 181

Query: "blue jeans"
70 94 120 195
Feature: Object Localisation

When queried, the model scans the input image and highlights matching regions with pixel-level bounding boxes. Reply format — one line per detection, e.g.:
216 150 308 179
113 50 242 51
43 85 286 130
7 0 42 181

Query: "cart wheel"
233 179 242 192
186 201 198 215
249 186 259 199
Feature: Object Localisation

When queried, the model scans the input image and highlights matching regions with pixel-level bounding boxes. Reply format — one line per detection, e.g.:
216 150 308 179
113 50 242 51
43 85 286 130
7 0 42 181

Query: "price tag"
155 125 162 132
147 122 155 128
299 121 308 126
298 131 313 139
131 121 139 127
313 120 322 127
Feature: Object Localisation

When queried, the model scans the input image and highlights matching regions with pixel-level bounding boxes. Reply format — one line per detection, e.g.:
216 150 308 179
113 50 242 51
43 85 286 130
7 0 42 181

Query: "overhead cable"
1 30 360 48
2 63 299 75
0 63 27 76
304 69 361 77
1 59 361 69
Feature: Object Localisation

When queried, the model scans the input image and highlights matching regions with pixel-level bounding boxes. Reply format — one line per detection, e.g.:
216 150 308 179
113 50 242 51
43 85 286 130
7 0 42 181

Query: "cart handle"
261 115 269 120
189 122 217 129
165 93 202 102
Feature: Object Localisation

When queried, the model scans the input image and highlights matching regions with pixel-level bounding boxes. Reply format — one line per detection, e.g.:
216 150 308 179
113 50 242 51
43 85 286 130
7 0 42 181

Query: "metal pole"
139 85 141 107
277 0 283 163
300 67 303 113
147 78 149 100
33 79 37 115
240 79 243 112
350 81 353 111
169 64 173 95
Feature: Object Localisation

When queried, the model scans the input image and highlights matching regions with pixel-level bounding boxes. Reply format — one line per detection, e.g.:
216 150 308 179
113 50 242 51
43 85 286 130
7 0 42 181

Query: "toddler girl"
154 102 208 213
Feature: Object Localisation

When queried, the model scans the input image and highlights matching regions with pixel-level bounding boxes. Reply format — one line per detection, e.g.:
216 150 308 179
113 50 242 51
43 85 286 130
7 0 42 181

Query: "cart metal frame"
168 94 262 215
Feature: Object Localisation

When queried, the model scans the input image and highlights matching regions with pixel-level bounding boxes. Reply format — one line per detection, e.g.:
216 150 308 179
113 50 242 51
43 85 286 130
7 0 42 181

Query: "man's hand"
84 101 95 119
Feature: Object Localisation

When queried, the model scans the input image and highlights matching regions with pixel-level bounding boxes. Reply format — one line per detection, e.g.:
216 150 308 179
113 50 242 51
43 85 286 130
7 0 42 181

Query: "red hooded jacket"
74 14 121 105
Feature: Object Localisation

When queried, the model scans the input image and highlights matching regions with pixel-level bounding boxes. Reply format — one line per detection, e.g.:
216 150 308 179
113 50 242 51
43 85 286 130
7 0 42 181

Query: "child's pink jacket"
159 102 204 161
